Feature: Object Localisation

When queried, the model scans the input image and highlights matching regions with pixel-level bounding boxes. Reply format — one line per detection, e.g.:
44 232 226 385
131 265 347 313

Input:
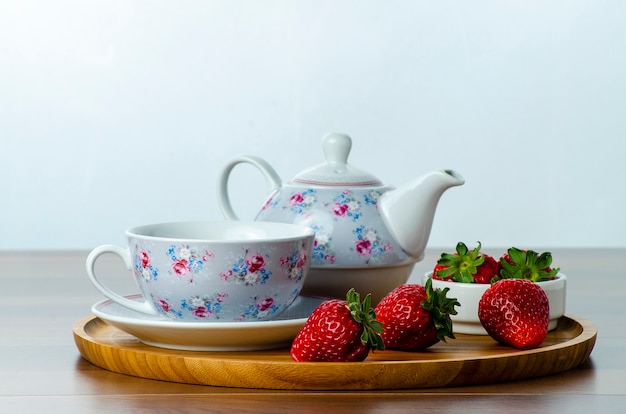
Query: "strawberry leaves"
497 247 560 282
435 241 484 283
346 288 385 352
421 278 459 343
435 242 560 284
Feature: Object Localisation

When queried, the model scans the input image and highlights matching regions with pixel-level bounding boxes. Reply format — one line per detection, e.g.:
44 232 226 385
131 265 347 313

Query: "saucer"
91 294 325 351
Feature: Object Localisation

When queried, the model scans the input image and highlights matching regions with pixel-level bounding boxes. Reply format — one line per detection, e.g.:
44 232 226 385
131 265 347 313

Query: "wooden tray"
73 314 596 390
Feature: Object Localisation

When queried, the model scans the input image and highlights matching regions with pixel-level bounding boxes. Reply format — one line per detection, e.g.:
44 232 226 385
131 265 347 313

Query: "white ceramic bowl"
86 221 315 322
423 272 567 335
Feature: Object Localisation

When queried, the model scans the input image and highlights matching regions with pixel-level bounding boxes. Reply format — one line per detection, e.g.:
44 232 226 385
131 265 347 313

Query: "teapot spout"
378 169 464 260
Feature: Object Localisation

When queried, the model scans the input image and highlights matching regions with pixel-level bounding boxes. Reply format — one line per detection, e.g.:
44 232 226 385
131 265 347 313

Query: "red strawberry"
496 247 559 282
374 279 459 351
433 241 500 284
290 289 384 362
478 278 549 349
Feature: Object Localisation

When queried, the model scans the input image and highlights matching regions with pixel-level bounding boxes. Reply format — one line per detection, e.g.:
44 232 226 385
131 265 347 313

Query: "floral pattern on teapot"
353 225 392 262
257 186 412 268
310 225 336 264
332 189 363 221
288 188 317 216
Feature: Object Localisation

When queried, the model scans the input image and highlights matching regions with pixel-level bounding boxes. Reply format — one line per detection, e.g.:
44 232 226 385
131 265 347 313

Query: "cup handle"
217 155 282 220
86 244 160 316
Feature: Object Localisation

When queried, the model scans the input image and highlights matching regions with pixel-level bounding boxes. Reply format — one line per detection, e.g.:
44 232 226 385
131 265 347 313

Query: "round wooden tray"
73 313 596 390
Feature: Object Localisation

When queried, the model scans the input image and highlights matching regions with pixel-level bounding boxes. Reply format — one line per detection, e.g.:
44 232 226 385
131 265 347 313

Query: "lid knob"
322 133 352 173
292 132 382 186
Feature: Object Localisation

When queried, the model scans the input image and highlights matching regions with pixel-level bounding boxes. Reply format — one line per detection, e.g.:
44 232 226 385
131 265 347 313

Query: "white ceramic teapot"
217 133 464 302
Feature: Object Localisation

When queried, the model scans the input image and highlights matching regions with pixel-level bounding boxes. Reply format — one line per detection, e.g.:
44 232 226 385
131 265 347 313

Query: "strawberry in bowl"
424 242 567 337
432 241 500 284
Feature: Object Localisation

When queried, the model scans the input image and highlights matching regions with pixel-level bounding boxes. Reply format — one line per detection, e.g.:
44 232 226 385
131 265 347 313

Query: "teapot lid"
292 133 382 186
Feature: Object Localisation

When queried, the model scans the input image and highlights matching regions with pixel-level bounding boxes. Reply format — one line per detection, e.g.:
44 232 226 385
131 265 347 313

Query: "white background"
1 0 625 251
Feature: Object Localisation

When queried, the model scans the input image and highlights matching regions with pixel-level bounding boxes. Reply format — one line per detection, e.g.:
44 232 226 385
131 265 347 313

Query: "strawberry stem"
421 278 459 342
346 289 385 351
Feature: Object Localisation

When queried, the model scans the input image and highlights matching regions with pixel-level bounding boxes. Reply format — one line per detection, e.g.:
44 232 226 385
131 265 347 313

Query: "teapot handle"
217 155 282 220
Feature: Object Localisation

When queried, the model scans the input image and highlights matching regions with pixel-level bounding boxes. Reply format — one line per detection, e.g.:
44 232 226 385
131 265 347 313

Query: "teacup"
86 221 315 322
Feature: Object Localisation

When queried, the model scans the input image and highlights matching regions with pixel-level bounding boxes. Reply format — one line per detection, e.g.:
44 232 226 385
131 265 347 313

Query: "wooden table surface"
1 248 625 413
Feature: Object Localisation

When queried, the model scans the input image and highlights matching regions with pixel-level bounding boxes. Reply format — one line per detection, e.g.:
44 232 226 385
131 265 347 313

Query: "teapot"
217 133 464 302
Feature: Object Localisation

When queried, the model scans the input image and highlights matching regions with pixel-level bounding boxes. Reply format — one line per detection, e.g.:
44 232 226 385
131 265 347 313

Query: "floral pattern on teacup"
353 225 393 261
167 245 214 282
180 292 228 320
279 247 309 282
236 296 280 321
288 189 317 216
134 249 160 282
332 189 362 221
220 250 271 285
311 225 337 265
153 297 183 319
